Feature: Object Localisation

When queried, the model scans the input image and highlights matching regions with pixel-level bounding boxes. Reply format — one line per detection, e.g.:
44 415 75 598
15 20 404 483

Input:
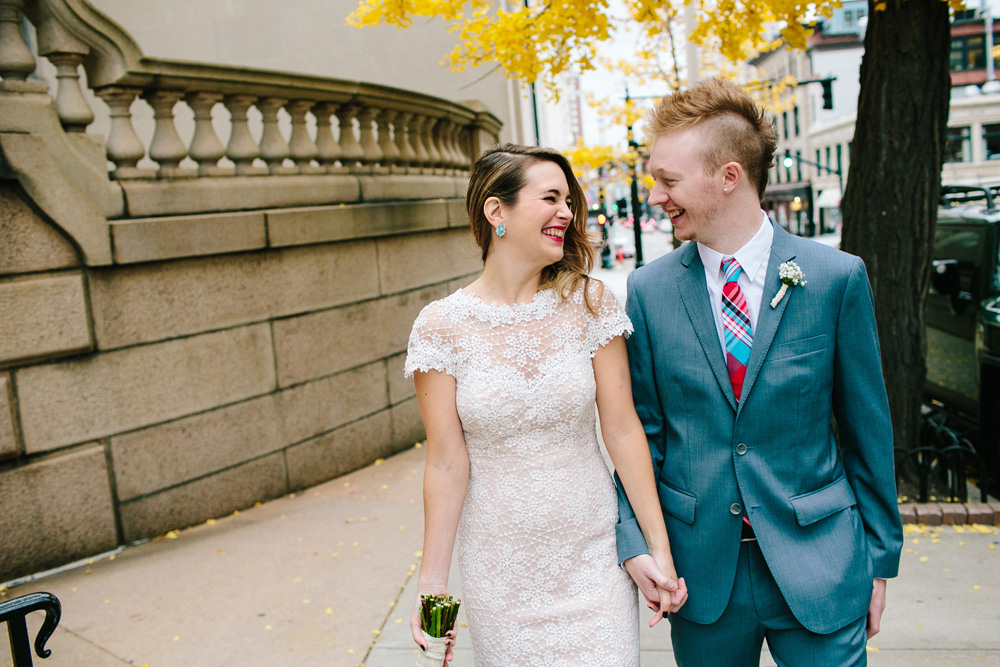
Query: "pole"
625 86 645 267
984 0 995 84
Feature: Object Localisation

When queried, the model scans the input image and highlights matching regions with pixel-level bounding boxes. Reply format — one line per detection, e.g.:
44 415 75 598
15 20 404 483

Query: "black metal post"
625 87 645 267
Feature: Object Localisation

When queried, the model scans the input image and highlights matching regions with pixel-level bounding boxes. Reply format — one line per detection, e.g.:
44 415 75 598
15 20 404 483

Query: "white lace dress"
404 282 640 667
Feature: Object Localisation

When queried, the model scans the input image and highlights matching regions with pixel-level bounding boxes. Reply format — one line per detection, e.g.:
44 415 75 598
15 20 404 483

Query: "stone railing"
0 0 501 261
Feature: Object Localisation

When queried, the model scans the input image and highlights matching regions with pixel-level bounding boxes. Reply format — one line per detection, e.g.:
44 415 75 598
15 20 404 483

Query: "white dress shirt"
696 212 773 356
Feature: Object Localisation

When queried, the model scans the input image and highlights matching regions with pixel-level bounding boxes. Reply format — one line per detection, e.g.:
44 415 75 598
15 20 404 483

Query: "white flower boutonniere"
770 261 807 308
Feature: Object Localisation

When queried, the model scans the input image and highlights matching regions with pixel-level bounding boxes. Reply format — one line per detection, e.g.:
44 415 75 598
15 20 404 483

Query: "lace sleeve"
585 282 633 355
403 302 458 378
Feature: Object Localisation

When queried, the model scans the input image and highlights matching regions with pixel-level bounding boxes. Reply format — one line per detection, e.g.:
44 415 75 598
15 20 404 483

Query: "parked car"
926 183 1000 485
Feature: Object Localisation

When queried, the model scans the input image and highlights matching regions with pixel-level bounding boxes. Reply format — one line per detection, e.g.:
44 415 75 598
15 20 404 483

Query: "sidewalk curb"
898 501 1000 526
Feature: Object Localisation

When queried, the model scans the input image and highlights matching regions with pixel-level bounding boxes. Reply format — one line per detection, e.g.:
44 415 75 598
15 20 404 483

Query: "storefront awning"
815 189 841 208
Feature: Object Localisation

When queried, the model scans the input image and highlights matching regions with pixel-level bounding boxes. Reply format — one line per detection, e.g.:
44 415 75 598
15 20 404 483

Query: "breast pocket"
768 334 827 362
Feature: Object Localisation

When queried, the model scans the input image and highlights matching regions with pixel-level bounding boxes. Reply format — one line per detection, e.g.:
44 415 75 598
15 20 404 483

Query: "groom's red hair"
645 78 778 201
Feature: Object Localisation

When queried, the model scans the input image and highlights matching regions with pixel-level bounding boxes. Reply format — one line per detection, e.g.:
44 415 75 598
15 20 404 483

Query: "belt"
740 520 757 542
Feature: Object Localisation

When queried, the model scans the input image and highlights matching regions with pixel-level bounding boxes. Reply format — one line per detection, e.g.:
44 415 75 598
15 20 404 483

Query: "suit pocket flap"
789 477 857 526
769 334 827 361
659 480 696 525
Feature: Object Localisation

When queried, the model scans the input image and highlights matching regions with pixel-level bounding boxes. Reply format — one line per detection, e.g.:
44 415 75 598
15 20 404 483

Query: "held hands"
410 588 457 663
623 554 688 627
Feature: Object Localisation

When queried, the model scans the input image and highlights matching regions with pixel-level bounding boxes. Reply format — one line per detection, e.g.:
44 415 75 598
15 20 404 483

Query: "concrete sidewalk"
4 445 999 666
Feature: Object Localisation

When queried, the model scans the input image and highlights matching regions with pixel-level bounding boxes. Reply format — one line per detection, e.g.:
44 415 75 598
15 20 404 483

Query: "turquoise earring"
496 223 506 238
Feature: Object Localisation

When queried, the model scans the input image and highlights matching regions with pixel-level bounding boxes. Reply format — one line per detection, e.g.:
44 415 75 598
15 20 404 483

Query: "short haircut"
645 78 778 200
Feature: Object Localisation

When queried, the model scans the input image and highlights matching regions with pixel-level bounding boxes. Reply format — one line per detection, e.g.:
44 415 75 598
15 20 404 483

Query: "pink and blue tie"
722 258 752 402
723 258 755 535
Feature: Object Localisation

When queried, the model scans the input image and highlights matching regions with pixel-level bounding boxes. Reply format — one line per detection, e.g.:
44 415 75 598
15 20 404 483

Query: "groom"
616 79 903 665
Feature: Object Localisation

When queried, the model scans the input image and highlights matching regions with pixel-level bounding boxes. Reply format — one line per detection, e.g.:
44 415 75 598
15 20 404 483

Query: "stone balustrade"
1 0 500 182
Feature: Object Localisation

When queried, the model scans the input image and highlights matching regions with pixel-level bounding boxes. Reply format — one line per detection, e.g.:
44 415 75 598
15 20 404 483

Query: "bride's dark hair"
466 144 602 312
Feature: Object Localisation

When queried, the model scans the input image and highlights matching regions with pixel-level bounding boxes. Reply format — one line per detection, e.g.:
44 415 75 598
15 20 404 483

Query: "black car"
926 184 1000 484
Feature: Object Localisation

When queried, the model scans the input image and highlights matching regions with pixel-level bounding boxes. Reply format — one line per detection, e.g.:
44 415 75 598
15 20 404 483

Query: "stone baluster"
0 0 38 86
394 112 416 171
376 109 400 171
286 99 322 173
145 90 193 178
335 105 364 170
409 115 430 172
185 92 228 176
97 87 151 179
356 106 382 172
258 97 292 174
223 94 264 176
441 118 460 171
46 52 94 131
313 102 342 172
451 122 469 170
424 117 443 173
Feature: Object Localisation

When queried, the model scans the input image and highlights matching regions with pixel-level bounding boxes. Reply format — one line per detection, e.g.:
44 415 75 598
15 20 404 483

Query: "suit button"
730 503 743 515
736 443 748 455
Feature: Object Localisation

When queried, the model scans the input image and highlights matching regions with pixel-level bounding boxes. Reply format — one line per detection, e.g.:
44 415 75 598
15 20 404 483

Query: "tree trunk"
840 0 951 451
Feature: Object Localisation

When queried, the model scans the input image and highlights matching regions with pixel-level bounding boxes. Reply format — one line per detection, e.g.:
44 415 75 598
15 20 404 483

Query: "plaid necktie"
722 258 752 402
722 257 756 535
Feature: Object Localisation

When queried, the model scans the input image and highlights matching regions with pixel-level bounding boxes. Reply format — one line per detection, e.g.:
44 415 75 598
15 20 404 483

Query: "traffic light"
782 150 794 169
821 79 833 110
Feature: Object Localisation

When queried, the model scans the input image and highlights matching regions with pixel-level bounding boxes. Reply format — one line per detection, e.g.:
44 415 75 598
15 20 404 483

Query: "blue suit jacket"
616 223 903 634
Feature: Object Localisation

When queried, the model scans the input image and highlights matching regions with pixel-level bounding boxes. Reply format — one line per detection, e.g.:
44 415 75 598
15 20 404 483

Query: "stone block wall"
0 183 480 582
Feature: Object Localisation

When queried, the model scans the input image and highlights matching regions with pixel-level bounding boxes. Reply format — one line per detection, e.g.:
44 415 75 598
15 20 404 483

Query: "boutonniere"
770 261 807 308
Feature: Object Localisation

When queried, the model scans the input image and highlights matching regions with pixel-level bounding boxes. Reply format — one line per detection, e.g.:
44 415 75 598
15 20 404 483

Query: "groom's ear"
721 162 743 192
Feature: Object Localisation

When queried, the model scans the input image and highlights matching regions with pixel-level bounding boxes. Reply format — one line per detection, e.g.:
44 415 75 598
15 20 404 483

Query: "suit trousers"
668 541 868 667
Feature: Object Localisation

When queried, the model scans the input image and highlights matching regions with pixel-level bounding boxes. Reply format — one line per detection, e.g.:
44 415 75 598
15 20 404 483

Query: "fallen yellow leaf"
206 519 216 525
919 556 929 562
372 629 381 635
395 618 404 624
973 585 982 590
326 608 333 615
374 458 385 466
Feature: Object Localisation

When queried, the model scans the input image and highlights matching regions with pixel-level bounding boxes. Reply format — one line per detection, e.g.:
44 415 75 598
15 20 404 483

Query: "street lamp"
625 86 645 267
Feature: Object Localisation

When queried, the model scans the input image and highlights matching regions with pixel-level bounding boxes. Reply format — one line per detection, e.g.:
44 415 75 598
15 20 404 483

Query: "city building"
752 3 1000 237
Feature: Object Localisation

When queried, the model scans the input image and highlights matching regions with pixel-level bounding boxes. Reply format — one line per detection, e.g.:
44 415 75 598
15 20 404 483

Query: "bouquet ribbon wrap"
415 630 448 667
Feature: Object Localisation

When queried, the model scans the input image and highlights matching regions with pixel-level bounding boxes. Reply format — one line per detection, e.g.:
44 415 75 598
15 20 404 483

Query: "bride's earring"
723 187 728 193
496 223 506 238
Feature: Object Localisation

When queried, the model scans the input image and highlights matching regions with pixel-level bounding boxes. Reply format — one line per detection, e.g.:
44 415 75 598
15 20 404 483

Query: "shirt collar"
697 211 773 282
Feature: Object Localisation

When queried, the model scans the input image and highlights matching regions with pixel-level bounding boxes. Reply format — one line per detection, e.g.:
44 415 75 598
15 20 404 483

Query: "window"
984 123 1000 160
796 150 803 181
951 35 988 71
793 106 800 136
782 111 789 140
836 144 843 175
815 149 822 174
844 9 854 25
946 126 972 163
825 146 832 170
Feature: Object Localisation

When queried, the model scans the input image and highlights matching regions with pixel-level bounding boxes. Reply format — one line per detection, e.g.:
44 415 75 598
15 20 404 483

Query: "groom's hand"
624 554 677 626
867 577 887 639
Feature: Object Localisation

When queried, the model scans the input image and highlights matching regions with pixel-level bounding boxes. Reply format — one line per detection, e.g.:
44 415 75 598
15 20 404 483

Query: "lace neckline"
453 287 558 324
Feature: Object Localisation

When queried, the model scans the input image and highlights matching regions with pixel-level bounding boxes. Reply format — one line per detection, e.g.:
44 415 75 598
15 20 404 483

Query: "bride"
404 144 687 665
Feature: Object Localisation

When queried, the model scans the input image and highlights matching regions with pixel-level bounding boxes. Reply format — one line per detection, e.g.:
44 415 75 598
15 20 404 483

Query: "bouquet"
415 594 461 667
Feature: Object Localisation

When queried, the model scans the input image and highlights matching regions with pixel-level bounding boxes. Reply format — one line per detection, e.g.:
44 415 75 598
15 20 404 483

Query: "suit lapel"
677 243 738 412
739 224 797 412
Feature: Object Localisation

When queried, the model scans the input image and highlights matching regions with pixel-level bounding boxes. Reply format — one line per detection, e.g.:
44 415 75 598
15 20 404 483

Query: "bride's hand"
651 552 688 621
410 590 457 662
